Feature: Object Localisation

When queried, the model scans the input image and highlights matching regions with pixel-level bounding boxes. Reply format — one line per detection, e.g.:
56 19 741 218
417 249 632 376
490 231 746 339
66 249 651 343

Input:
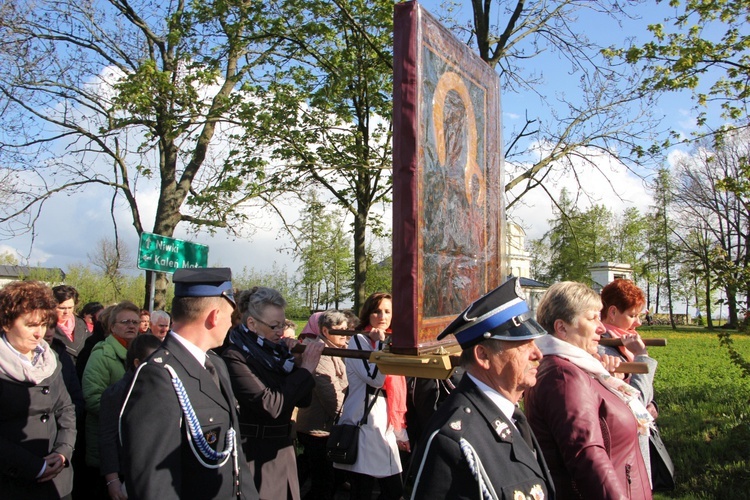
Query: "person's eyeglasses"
254 317 284 331
117 320 140 326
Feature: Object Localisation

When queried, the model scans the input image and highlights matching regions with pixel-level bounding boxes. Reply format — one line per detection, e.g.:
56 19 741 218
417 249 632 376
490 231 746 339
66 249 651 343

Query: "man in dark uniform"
404 278 555 500
120 268 258 500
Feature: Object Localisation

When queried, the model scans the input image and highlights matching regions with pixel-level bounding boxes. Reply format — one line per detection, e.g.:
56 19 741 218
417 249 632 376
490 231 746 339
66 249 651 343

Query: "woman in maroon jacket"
525 281 653 500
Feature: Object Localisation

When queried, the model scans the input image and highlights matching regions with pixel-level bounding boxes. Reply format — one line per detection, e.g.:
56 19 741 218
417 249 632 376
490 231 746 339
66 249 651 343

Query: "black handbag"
326 388 381 464
649 424 675 491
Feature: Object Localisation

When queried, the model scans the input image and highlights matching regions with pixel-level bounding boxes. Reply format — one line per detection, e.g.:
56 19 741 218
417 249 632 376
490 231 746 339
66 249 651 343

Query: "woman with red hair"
599 279 659 488
0 281 76 499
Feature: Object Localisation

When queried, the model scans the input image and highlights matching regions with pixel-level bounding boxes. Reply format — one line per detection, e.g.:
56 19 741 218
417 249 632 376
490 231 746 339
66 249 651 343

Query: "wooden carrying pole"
290 344 650 378
599 338 667 347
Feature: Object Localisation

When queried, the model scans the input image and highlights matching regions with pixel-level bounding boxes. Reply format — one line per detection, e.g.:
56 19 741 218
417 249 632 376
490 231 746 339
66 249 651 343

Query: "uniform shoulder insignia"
449 420 462 431
494 419 512 441
153 357 163 363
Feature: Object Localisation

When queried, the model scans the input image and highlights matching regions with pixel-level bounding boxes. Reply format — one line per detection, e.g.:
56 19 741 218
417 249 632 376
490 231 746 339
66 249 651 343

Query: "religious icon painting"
392 1 504 354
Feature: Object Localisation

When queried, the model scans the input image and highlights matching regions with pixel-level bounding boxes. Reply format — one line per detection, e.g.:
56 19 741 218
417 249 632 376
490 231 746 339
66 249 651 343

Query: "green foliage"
614 0 750 133
0 0 282 309
532 189 648 283
0 251 19 265
294 191 353 310
362 240 392 297
20 267 65 285
45 265 148 309
670 133 750 328
233 264 308 318
234 0 394 310
641 327 750 498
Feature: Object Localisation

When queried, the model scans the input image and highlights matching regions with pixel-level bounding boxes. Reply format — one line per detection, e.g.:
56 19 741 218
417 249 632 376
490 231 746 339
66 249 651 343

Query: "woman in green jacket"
81 301 140 493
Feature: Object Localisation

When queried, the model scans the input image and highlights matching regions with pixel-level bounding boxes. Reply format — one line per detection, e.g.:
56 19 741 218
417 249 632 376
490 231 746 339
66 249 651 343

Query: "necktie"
513 407 536 454
204 357 221 389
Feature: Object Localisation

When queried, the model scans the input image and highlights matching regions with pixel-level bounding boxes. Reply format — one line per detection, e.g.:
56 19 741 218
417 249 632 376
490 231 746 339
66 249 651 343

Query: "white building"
506 222 532 279
588 262 633 292
0 265 66 288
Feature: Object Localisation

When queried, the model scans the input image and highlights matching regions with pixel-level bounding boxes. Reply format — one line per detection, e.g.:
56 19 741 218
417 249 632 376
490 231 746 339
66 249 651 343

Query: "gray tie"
513 407 536 454
204 357 221 389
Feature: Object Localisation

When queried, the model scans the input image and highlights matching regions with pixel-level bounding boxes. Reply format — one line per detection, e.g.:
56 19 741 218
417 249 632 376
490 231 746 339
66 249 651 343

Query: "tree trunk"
726 283 738 327
705 271 714 329
143 271 169 311
353 209 368 314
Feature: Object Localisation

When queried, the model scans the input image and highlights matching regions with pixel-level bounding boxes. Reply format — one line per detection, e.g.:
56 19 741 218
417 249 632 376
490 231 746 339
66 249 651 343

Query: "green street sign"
137 232 209 274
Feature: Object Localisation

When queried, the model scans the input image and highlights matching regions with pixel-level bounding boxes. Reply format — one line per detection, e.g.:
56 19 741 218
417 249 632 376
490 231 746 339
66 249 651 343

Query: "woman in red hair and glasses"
599 279 660 489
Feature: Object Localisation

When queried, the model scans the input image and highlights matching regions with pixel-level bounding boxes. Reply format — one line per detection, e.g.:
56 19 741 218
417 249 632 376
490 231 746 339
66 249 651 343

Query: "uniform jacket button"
40 413 49 423
41 386 50 394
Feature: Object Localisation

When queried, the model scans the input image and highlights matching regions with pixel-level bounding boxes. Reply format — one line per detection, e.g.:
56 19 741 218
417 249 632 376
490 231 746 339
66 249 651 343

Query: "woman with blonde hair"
525 281 652 499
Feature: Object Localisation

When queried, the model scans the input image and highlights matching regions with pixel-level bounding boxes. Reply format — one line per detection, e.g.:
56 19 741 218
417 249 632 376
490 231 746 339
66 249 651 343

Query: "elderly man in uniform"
404 278 555 500
120 268 258 500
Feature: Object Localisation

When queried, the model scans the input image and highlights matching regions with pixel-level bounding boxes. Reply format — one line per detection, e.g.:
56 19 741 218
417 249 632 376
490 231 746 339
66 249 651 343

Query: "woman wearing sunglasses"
221 287 324 500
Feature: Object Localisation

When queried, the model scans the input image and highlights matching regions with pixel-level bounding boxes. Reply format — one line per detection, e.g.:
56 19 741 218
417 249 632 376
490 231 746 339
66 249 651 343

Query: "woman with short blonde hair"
526 281 653 499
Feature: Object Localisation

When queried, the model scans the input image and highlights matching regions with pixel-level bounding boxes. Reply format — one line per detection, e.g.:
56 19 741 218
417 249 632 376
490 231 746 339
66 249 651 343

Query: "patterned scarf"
228 325 295 375
536 334 653 436
0 336 57 384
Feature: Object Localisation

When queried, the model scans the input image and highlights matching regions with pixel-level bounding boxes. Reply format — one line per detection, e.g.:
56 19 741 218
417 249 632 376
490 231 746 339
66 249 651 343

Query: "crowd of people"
0 270 664 500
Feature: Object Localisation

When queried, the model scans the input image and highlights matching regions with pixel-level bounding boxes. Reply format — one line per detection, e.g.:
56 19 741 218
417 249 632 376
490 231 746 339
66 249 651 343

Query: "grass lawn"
638 326 750 499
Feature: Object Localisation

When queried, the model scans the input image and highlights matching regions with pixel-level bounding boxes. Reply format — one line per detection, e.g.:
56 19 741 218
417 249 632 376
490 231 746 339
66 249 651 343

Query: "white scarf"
536 334 654 436
0 336 58 384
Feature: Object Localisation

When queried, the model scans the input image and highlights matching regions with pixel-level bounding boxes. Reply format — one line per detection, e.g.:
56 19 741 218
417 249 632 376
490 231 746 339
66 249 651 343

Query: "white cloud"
506 147 653 241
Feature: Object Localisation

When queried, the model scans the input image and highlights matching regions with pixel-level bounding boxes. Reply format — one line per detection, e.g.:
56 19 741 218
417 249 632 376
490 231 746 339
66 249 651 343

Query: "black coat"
404 376 555 500
120 334 258 500
53 317 90 366
0 357 77 499
221 328 315 499
50 338 85 421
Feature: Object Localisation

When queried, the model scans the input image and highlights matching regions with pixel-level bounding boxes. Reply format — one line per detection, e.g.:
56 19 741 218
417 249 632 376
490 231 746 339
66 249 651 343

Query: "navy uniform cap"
437 277 547 349
173 267 235 308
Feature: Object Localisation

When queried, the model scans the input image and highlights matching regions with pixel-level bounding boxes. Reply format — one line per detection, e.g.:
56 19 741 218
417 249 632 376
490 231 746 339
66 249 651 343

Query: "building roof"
519 277 549 289
0 265 66 281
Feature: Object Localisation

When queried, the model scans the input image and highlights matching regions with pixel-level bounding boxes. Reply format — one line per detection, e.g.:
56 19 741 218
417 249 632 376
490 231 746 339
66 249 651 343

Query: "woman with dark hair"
137 309 151 335
221 287 324 499
99 334 162 500
526 281 653 499
0 281 76 499
76 305 114 381
600 278 659 486
52 285 91 364
80 302 104 334
334 292 406 500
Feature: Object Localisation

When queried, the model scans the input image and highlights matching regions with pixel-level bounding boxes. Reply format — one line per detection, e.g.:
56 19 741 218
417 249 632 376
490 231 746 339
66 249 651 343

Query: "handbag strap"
358 387 381 426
